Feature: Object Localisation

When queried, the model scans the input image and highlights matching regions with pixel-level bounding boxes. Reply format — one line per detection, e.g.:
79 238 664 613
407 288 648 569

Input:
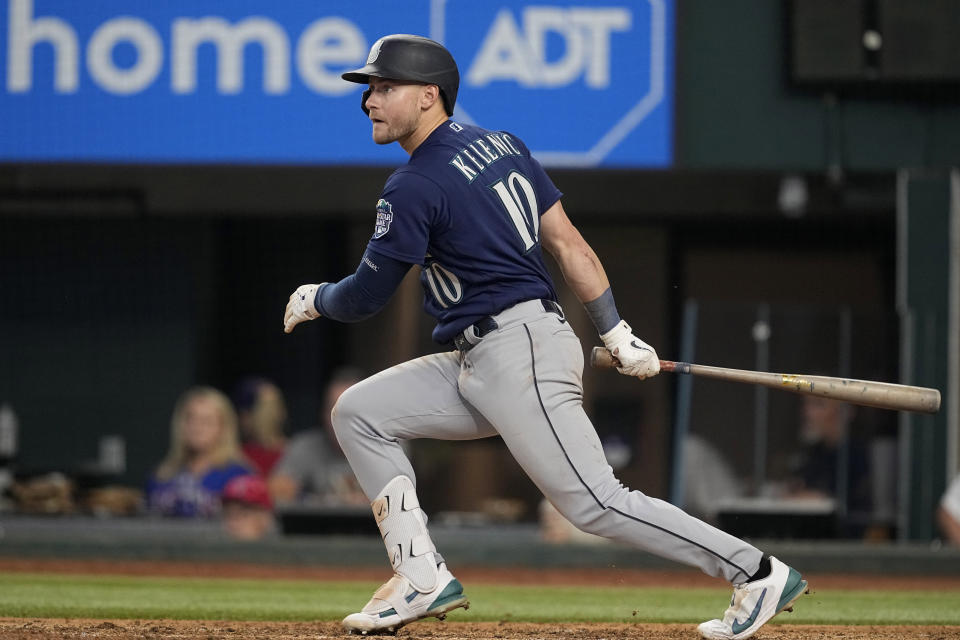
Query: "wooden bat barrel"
590 346 941 414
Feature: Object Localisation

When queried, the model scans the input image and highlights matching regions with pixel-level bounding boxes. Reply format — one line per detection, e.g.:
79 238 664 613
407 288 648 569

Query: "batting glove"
600 320 660 379
283 284 324 334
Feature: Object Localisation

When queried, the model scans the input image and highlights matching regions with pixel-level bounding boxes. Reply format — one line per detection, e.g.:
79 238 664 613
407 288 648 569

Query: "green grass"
0 573 958 626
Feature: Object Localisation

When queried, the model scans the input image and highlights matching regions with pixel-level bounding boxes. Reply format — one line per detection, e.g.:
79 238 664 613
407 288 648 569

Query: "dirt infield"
2 558 959 640
2 619 959 640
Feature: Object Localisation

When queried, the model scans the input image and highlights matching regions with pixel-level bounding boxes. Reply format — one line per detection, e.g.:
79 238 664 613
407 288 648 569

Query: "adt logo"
466 7 631 89
440 0 673 167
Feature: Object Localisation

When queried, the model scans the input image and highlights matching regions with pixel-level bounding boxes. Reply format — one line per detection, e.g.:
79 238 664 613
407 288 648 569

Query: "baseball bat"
590 347 941 414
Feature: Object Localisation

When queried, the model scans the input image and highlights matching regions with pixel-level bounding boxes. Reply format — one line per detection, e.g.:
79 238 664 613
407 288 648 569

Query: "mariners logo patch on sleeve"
373 199 394 239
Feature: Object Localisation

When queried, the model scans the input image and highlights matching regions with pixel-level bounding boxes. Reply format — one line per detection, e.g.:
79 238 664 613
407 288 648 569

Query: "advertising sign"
0 0 672 166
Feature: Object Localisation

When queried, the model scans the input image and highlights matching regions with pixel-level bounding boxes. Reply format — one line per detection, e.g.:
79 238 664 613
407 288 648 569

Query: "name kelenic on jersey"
448 131 524 183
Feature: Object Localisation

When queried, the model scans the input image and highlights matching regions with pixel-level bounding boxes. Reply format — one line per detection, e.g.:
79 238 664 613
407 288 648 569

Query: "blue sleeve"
315 247 412 322
528 154 563 215
367 169 447 263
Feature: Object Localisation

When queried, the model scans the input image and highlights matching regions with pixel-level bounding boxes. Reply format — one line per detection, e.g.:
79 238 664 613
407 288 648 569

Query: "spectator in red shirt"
232 377 288 476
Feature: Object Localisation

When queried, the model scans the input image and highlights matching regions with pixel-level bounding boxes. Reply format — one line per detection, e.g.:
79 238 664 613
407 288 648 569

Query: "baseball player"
284 34 807 639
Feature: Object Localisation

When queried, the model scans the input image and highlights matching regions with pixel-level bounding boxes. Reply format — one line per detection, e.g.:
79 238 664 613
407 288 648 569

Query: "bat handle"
590 346 618 368
590 346 678 372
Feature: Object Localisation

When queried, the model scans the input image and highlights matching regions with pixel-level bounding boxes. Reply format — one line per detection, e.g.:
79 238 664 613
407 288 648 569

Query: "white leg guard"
372 475 439 593
342 475 469 634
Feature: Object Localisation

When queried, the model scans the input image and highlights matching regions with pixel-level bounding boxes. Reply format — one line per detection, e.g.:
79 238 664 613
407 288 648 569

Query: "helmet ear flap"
361 88 372 115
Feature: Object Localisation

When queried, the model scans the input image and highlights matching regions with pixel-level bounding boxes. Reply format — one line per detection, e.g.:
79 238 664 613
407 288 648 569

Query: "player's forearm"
315 277 383 322
540 204 626 334
315 249 410 322
550 234 629 334
541 206 608 297
540 200 610 304
555 241 611 304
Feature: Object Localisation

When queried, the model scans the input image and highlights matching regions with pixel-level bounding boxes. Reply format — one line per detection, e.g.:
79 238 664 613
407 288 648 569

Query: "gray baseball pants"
331 299 762 584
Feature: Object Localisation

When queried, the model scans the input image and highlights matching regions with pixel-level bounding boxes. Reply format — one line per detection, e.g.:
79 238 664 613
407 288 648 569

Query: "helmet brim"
342 65 429 85
341 65 382 84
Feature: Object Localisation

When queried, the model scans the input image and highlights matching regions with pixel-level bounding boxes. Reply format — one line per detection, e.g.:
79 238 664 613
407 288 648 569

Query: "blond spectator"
147 386 254 518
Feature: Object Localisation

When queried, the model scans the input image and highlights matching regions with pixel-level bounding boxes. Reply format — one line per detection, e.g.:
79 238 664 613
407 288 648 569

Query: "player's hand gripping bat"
590 346 941 414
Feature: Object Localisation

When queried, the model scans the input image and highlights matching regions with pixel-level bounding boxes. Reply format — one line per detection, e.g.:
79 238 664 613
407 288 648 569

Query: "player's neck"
399 111 448 155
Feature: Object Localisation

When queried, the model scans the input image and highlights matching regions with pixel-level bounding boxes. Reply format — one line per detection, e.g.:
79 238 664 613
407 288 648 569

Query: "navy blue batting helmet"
341 34 459 116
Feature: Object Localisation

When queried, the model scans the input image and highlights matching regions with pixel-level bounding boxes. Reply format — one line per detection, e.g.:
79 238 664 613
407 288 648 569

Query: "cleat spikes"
349 628 397 637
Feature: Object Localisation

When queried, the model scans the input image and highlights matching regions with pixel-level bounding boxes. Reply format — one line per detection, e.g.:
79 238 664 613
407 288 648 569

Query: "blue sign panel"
0 0 673 167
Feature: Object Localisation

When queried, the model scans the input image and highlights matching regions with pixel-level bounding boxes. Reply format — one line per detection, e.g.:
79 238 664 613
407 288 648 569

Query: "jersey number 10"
491 171 540 254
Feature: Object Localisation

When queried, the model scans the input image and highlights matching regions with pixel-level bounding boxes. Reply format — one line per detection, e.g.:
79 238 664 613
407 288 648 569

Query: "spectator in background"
269 369 367 507
786 395 871 534
938 474 960 545
147 386 254 518
221 474 277 540
232 377 288 476
682 433 744 525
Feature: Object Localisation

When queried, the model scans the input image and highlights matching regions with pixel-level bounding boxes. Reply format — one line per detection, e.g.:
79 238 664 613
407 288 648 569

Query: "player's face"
365 78 425 145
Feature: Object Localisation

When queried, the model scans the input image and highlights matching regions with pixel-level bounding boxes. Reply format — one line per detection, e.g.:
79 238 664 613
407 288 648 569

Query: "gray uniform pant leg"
458 311 763 584
332 351 497 500
333 306 762 585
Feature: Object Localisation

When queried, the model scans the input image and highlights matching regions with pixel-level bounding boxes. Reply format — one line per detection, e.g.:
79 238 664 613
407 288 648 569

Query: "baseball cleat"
697 556 808 640
342 563 469 635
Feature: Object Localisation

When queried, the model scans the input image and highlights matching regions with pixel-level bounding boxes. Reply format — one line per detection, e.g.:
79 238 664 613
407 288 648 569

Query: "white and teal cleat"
342 563 469 635
697 556 808 640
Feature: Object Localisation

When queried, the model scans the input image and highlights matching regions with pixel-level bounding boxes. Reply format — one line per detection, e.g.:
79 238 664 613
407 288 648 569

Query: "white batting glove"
283 284 323 334
600 320 660 379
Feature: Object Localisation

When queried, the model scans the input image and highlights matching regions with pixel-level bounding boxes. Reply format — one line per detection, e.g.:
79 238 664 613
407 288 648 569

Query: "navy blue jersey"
368 121 562 344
